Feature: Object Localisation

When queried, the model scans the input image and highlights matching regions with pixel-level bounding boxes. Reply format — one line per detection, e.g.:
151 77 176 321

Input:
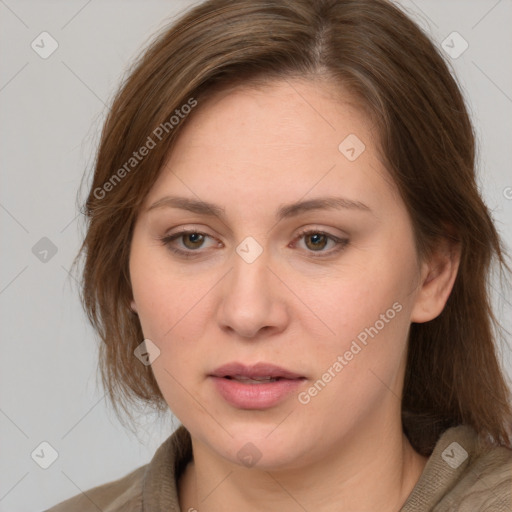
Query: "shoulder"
44 426 192 512
441 428 512 511
403 424 512 512
44 464 147 512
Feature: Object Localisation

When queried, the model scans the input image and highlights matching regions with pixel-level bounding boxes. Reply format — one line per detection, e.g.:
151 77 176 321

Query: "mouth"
210 362 305 381
223 376 283 384
209 362 306 409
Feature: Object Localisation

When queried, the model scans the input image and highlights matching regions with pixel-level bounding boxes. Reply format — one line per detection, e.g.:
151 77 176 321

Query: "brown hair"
75 0 512 454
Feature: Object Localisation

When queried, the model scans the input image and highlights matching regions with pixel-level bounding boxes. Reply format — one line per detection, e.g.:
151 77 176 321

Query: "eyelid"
291 228 349 257
159 226 221 252
159 226 349 258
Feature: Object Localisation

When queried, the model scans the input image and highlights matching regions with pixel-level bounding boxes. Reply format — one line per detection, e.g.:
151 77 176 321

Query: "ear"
410 236 461 323
130 299 138 314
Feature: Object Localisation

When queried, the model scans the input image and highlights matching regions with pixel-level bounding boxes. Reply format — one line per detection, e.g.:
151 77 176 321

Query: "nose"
216 250 289 339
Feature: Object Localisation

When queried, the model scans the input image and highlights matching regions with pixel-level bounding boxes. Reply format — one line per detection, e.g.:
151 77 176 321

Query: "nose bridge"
216 240 287 338
230 233 272 292
231 247 269 295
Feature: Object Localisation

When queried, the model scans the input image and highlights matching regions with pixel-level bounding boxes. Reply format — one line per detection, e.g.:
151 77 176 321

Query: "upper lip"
210 362 305 380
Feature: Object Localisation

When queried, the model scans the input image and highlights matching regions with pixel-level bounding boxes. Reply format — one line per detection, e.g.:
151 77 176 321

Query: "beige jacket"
45 424 512 511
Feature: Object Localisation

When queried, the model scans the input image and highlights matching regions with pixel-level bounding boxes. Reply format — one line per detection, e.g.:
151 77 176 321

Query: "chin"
205 421 315 471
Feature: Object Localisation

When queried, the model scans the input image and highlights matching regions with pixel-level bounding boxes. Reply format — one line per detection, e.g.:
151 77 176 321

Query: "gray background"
0 1 511 511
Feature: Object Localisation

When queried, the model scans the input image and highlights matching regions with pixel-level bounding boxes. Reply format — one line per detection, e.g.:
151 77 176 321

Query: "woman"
47 0 512 510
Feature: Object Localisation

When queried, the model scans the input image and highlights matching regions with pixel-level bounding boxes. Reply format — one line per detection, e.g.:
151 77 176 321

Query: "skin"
129 78 460 511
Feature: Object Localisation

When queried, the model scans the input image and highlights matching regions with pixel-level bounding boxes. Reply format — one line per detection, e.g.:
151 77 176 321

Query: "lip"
211 362 305 380
209 362 306 410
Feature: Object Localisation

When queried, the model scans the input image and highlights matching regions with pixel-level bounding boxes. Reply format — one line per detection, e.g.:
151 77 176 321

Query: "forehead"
179 79 374 152
144 79 396 214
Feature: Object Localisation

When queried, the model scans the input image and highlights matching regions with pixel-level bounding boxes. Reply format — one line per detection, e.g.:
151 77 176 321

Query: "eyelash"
159 228 349 259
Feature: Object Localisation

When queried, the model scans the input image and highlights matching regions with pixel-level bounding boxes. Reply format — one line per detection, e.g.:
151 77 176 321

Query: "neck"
179 419 428 512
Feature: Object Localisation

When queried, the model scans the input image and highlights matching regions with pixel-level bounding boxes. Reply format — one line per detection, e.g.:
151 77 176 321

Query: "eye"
292 229 349 257
159 229 220 257
159 227 349 259
176 232 207 250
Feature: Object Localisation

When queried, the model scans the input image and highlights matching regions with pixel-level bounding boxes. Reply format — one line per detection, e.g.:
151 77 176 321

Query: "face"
129 79 429 470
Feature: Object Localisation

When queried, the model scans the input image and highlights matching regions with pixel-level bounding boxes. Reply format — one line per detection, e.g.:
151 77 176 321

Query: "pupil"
185 233 204 248
307 233 326 250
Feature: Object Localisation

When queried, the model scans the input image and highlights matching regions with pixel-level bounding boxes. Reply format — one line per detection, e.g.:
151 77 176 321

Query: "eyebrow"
147 195 372 221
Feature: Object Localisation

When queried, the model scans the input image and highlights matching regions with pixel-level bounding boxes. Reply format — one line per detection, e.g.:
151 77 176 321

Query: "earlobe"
130 300 138 314
410 237 461 323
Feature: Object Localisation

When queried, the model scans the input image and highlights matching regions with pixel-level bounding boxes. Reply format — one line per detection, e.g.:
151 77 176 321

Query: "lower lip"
210 376 304 409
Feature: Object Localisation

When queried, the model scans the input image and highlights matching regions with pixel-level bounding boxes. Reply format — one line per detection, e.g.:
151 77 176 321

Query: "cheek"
298 275 412 423
129 239 217 350
130 246 214 417
130 237 174 339
310 261 413 338
132 269 208 342
302 237 418 371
